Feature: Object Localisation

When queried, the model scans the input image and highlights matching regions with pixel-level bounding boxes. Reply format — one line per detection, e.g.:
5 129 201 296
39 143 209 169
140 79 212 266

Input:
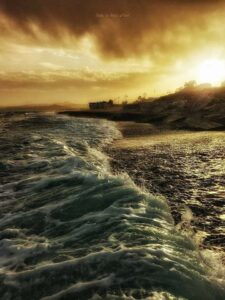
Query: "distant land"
0 103 86 112
1 83 225 131
61 83 225 131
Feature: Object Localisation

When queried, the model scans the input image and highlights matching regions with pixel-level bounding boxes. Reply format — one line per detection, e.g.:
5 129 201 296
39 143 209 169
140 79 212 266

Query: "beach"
106 122 225 252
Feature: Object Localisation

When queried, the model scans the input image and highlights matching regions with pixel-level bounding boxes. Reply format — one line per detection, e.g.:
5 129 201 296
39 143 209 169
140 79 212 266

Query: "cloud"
0 68 157 106
0 0 224 60
0 1 224 106
0 69 151 91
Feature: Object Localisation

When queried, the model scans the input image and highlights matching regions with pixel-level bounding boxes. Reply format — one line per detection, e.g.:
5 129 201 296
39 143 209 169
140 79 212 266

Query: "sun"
197 59 225 85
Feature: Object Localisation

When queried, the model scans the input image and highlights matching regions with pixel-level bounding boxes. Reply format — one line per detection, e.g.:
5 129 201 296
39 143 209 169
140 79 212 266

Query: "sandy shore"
106 122 225 252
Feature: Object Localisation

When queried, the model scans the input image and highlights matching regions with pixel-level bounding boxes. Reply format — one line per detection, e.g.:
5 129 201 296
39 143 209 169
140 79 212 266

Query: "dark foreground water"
108 126 225 251
0 113 224 300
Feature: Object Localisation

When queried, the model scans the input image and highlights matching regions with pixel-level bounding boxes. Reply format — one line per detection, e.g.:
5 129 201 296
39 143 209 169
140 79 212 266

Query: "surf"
0 113 224 300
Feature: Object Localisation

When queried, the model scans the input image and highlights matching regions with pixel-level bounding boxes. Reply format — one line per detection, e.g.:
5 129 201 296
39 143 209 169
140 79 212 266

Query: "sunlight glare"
197 59 225 85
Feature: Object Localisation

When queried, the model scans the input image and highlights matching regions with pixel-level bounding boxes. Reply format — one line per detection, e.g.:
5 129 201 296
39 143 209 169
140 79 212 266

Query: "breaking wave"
0 112 224 300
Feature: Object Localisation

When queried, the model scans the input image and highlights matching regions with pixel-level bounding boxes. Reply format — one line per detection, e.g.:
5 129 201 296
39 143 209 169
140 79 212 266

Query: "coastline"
59 89 225 132
59 110 150 122
59 108 225 250
105 121 225 252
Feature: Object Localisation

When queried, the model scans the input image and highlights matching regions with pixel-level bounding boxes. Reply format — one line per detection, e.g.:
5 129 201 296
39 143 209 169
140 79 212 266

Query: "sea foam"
0 113 224 300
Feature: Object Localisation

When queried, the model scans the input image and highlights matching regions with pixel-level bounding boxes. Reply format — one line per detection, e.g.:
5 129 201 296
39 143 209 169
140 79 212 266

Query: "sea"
0 112 224 300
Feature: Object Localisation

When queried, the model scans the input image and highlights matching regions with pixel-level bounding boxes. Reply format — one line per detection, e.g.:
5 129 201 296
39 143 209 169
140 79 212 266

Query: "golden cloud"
0 0 224 60
0 69 151 90
0 1 224 105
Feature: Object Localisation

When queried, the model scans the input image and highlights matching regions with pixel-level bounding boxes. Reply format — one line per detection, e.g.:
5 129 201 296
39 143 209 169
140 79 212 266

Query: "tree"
184 80 197 89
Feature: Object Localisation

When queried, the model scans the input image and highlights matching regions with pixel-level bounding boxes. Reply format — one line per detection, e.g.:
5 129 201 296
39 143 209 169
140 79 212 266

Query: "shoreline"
58 110 225 251
59 110 151 123
105 121 225 252
59 102 225 131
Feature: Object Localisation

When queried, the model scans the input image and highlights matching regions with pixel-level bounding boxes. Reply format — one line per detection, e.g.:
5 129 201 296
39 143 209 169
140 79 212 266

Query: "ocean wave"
0 113 224 299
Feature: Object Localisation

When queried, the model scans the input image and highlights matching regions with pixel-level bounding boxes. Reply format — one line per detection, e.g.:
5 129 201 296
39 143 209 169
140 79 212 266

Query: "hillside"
130 85 225 130
60 85 225 131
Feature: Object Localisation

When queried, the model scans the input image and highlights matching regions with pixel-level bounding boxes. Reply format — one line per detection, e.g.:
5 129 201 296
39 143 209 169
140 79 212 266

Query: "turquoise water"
0 113 224 300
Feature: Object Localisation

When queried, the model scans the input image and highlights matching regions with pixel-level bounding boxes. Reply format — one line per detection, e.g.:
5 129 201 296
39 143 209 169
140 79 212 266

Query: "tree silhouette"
184 80 197 89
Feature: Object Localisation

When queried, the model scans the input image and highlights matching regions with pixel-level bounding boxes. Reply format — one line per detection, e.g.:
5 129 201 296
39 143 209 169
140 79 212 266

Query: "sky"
0 0 225 106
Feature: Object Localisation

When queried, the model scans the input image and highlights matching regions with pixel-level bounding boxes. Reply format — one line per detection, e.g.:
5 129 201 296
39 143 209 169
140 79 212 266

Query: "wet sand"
106 122 225 252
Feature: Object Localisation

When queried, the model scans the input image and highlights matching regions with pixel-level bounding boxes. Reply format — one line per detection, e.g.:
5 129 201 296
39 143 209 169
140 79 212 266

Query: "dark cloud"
0 0 224 59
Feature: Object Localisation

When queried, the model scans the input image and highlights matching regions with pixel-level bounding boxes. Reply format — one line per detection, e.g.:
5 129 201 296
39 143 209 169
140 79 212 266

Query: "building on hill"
89 100 114 110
